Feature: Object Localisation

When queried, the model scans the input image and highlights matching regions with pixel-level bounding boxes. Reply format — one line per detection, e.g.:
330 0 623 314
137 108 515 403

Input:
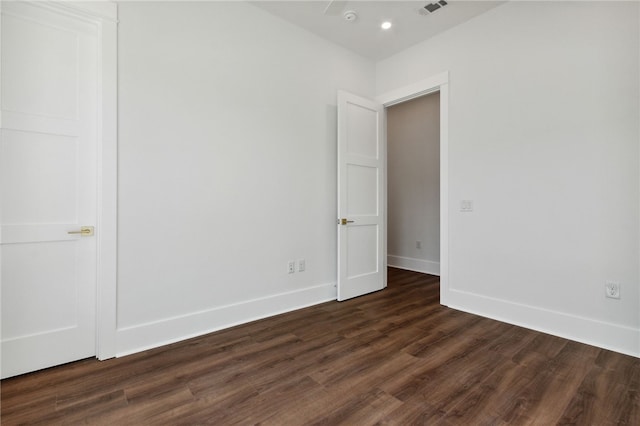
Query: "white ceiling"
251 1 505 61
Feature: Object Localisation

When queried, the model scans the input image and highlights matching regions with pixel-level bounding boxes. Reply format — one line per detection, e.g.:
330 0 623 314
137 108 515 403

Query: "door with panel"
1 1 99 378
337 91 386 301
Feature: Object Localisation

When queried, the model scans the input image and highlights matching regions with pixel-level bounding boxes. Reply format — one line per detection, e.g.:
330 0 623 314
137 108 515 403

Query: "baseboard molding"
116 282 337 357
447 288 640 358
388 255 440 276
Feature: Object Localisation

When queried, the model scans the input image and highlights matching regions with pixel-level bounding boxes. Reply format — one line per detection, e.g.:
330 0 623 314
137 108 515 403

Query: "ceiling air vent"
422 1 448 14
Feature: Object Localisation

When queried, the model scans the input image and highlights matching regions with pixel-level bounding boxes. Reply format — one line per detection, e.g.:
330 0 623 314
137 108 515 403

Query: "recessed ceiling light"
381 21 392 30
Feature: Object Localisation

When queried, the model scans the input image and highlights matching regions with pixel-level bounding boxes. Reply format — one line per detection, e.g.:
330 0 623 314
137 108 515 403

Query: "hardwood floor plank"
377 399 445 425
2 267 638 425
559 355 640 425
308 388 402 425
442 359 537 424
32 389 128 425
484 324 537 359
493 341 593 424
216 375 326 425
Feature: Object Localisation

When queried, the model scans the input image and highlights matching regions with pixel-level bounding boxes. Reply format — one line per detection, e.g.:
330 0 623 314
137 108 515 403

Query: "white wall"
115 1 639 358
116 1 375 354
387 93 440 275
377 1 640 356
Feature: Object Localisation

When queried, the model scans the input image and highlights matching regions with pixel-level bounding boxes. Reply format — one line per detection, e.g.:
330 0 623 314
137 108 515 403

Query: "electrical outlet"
288 261 295 274
298 259 306 272
605 281 620 299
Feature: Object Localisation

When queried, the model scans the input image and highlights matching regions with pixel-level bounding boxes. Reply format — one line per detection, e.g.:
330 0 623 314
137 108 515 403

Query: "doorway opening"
386 91 441 278
377 72 449 305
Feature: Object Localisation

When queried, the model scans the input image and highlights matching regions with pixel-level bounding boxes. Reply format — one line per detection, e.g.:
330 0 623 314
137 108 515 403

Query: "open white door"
337 91 385 301
1 1 100 378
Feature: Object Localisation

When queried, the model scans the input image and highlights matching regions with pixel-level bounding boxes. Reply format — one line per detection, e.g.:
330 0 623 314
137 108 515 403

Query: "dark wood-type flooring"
2 268 639 425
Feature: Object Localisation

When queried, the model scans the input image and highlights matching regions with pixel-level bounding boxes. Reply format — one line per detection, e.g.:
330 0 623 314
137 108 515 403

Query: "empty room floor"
1 268 638 424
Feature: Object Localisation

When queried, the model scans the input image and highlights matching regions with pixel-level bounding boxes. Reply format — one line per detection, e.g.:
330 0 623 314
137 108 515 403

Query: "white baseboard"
447 288 640 358
388 255 440 276
116 282 337 357
114 278 638 360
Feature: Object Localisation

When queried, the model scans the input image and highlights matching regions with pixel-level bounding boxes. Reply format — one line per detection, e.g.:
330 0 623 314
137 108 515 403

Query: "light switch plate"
460 200 474 212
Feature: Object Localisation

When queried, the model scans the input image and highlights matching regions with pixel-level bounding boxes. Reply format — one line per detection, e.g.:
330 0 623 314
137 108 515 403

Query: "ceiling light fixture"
381 21 392 30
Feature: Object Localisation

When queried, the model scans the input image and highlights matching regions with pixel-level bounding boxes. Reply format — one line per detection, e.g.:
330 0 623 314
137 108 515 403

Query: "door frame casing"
23 1 119 360
377 71 449 305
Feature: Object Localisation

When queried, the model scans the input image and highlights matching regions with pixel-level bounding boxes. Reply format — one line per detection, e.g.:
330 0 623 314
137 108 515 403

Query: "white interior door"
1 1 99 379
337 91 385 301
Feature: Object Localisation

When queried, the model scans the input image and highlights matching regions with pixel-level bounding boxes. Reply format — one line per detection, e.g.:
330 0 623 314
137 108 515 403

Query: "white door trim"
26 1 119 360
377 71 450 306
94 2 118 361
